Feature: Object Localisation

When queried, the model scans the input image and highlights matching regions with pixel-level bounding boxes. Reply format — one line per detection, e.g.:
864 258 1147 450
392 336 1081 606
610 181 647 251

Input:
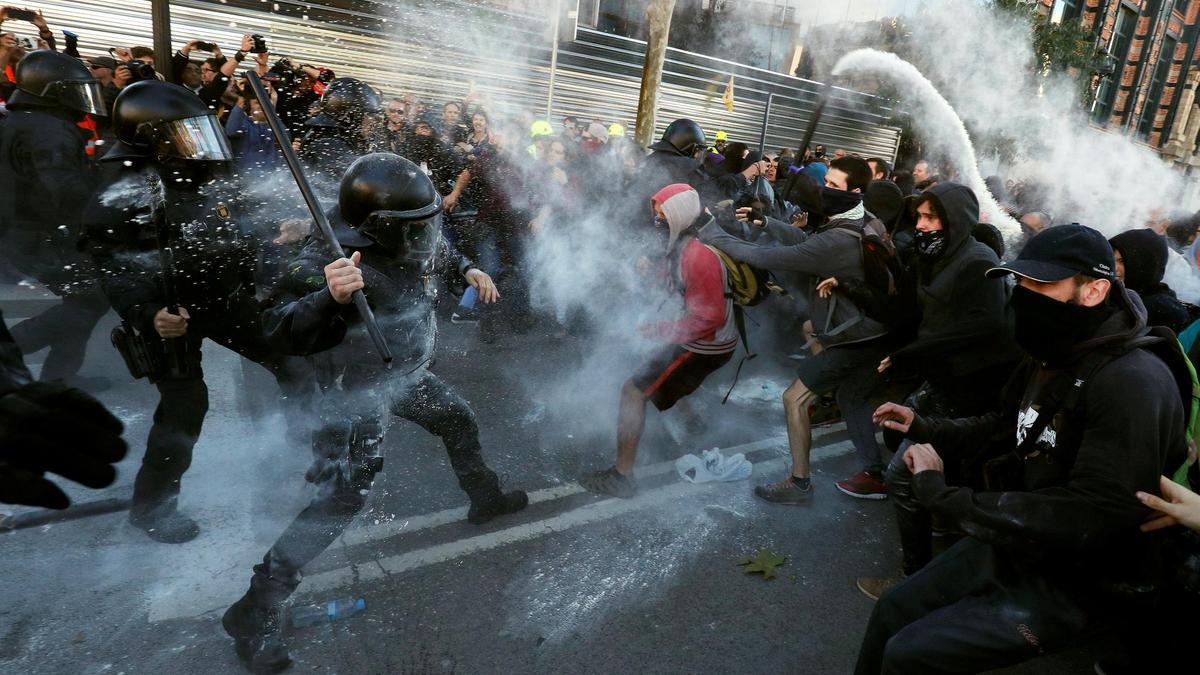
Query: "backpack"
837 217 901 300
706 245 772 307
703 244 788 404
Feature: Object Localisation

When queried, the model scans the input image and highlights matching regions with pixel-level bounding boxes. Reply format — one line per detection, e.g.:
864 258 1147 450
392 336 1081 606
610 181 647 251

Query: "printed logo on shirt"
1015 405 1058 456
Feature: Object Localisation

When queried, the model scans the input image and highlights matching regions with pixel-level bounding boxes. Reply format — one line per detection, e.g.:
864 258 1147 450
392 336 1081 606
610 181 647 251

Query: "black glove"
0 382 127 509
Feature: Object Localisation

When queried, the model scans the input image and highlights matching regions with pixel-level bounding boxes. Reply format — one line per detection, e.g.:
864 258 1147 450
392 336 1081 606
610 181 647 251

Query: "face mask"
913 229 947 259
820 186 862 217
1010 284 1112 366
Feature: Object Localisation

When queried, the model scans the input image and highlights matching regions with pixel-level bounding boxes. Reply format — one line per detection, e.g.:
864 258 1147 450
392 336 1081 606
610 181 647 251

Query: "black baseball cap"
986 223 1115 282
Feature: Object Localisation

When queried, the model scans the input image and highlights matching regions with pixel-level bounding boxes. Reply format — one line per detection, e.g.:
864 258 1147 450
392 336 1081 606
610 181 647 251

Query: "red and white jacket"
643 238 738 355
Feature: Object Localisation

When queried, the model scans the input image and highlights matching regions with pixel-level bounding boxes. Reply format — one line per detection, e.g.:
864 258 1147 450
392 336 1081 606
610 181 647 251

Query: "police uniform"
0 52 111 383
223 153 526 673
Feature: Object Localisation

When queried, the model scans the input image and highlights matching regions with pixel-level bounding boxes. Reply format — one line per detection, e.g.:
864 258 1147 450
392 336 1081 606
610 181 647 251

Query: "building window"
1138 35 1178 141
1093 5 1138 125
1051 0 1084 25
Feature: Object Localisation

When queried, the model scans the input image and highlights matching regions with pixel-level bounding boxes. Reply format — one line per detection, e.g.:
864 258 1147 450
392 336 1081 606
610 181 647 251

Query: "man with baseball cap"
855 224 1190 673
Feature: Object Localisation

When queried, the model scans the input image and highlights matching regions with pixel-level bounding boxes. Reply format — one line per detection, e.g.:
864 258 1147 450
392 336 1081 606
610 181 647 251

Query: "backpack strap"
1013 338 1154 459
721 305 758 405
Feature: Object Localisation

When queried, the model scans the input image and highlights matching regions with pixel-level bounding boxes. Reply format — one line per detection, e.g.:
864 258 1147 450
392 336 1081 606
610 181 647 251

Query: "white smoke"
829 3 1200 299
832 48 1022 242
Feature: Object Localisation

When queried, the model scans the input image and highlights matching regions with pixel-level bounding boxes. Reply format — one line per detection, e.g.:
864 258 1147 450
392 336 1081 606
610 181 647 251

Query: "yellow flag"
723 75 735 112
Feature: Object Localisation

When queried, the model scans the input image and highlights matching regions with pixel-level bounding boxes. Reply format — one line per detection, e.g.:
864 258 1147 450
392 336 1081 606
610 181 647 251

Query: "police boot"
128 465 199 544
467 488 529 525
222 560 298 674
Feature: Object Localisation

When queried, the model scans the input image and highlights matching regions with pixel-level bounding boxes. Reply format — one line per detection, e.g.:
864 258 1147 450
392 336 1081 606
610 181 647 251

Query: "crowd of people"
2 8 1200 674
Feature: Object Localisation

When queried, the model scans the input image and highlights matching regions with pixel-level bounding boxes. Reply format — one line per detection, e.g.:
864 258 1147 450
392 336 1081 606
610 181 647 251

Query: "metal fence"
17 0 901 159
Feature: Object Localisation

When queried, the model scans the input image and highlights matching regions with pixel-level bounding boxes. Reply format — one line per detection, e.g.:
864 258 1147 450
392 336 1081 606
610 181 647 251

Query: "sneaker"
836 471 888 500
856 576 904 601
451 309 479 324
753 477 813 504
579 466 637 498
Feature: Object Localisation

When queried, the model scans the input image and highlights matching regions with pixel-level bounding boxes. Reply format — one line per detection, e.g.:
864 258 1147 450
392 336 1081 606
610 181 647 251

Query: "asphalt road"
1 291 1099 674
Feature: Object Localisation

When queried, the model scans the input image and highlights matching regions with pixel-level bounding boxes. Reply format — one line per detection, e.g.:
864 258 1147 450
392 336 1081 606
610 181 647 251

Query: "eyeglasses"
89 64 110 70
386 108 404 114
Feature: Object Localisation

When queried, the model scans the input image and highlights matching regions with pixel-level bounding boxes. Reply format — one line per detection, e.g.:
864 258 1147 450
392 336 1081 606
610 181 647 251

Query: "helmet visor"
46 79 108 116
359 212 442 263
150 114 233 161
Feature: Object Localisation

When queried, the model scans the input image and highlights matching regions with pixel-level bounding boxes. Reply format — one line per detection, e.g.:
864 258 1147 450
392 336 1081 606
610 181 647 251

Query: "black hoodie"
1110 228 1193 334
888 182 1021 381
907 285 1188 585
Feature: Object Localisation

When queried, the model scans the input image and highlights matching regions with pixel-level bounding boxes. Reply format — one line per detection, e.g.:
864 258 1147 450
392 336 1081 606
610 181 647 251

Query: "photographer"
108 45 157 94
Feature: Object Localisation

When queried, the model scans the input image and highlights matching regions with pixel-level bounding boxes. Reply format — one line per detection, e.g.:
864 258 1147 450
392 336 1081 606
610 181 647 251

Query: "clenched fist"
154 307 190 338
325 251 364 304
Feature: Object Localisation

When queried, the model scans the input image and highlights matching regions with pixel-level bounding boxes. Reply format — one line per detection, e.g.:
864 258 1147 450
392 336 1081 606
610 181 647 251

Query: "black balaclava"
1010 284 1113 367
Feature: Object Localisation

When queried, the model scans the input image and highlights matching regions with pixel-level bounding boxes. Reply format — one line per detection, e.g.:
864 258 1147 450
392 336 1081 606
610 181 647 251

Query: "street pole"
150 0 173 83
635 0 676 148
758 93 774 154
546 0 562 121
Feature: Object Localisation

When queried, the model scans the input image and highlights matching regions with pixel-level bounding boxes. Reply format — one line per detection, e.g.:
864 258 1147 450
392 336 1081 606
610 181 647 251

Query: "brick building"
1054 0 1200 168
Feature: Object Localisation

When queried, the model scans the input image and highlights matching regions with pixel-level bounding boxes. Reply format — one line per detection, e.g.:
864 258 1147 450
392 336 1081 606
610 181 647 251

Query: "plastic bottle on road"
290 597 367 628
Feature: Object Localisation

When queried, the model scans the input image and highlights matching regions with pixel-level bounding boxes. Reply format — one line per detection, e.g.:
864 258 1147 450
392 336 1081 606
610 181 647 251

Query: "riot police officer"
299 76 382 182
222 153 527 672
0 49 112 387
643 118 709 192
83 80 315 544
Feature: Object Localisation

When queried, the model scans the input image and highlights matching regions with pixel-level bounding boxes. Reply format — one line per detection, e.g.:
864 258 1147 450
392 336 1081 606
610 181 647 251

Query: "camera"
250 34 267 54
193 41 217 52
122 60 157 83
267 57 301 90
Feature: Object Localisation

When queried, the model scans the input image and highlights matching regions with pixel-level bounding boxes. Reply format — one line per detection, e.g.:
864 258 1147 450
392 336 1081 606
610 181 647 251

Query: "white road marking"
337 434 793 548
147 432 850 622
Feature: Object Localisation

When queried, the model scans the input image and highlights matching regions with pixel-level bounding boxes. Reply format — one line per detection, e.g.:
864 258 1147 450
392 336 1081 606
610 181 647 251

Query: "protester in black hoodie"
852 183 1021 597
855 225 1189 674
1110 228 1194 334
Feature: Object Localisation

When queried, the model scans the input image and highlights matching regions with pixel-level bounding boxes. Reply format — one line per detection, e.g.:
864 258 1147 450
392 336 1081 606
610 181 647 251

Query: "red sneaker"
836 471 888 500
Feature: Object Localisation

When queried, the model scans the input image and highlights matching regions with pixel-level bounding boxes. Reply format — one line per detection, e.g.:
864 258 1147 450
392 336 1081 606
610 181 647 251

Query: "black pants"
130 293 316 522
885 376 1003 575
855 537 1098 674
261 370 501 583
9 290 110 382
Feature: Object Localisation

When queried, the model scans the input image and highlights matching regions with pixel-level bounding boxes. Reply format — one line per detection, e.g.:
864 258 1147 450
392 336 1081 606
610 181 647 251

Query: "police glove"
0 382 127 509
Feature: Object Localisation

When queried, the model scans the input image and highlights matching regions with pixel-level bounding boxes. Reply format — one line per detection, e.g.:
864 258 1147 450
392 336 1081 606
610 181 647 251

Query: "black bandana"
1010 284 1113 366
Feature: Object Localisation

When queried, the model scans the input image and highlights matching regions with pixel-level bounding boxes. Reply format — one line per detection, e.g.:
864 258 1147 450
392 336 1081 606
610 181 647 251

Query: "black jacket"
887 182 1020 380
907 286 1188 584
0 310 32 396
83 164 256 330
0 105 97 291
261 215 473 373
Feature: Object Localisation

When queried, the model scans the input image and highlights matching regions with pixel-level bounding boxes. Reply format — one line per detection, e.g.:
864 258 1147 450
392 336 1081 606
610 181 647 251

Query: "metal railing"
21 0 901 159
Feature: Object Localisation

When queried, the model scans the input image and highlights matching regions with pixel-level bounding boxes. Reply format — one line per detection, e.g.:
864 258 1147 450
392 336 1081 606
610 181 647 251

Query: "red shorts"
632 346 733 411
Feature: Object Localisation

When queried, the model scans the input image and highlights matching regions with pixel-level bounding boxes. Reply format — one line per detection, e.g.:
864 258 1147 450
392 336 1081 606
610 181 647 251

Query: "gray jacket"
698 215 889 348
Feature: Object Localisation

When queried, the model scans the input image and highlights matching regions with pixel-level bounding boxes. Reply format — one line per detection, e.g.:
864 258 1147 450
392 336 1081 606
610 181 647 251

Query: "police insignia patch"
305 275 326 288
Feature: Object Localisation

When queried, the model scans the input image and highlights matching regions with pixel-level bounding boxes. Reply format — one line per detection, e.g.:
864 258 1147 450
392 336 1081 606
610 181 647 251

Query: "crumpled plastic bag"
675 448 753 483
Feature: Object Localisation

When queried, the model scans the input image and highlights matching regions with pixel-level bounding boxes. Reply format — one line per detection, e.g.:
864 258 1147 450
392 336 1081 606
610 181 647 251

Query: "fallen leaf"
737 549 786 580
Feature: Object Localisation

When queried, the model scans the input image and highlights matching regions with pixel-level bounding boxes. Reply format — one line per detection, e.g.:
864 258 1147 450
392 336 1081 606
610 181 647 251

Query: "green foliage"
994 0 1101 102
